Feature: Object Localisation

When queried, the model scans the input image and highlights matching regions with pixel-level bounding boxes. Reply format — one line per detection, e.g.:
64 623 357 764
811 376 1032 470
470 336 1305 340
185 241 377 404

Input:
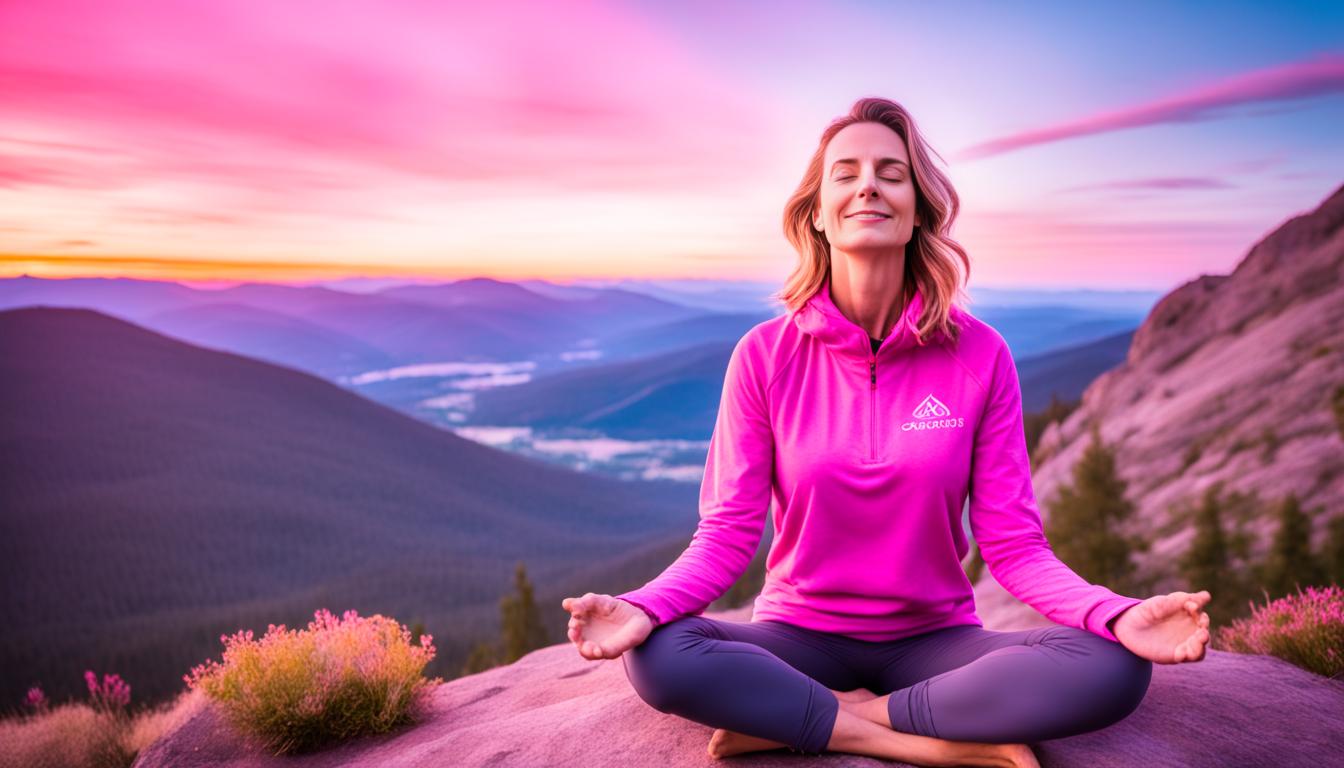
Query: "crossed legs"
864 623 1153 744
622 617 1063 765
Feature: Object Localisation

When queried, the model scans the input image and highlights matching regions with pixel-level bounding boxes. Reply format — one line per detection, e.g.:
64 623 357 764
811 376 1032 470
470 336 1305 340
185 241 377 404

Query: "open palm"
1113 590 1212 664
561 593 653 660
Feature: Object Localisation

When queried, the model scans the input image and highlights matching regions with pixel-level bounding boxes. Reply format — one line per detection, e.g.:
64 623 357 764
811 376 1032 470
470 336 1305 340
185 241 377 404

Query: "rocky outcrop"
978 183 1344 626
133 605 1344 767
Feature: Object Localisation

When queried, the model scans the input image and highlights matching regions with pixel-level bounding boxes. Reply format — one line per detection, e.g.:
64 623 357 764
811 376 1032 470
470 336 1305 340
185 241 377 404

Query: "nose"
856 173 878 197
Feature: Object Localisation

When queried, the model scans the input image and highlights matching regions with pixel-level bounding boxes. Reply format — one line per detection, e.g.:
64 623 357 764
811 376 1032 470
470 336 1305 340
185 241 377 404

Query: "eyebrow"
831 158 909 170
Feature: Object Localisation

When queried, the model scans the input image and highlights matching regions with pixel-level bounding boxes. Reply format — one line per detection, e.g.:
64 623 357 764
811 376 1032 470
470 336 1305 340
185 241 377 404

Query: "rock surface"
979 183 1344 628
133 606 1344 768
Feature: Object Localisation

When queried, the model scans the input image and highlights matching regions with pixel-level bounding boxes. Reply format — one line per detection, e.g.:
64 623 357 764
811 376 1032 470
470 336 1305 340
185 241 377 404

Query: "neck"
828 253 907 340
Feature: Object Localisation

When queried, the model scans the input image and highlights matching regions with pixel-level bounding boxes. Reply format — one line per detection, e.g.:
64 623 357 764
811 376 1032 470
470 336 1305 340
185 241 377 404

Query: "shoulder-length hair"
773 96 971 345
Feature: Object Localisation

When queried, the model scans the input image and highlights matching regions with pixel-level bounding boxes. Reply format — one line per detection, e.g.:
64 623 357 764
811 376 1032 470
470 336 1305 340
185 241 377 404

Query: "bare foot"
999 743 1040 768
830 686 880 703
707 727 789 758
706 689 868 759
935 741 1039 768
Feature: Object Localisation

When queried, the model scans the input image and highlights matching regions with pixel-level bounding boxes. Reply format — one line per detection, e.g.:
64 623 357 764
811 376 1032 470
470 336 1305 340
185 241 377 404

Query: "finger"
1157 593 1182 617
570 594 590 617
1198 612 1209 629
1188 633 1208 659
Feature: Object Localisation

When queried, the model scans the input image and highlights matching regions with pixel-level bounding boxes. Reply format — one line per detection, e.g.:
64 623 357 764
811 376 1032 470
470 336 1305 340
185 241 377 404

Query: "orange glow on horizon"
0 253 749 286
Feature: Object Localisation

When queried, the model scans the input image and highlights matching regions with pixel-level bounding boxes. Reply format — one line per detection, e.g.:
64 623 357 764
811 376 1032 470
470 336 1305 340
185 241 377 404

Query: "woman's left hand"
1111 590 1212 664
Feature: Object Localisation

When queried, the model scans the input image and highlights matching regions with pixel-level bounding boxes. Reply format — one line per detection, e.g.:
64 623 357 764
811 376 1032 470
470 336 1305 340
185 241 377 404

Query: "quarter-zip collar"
793 275 942 363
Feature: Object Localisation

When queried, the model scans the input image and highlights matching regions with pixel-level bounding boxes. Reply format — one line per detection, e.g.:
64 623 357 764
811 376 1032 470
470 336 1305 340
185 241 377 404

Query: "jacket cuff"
1088 596 1144 643
615 594 662 627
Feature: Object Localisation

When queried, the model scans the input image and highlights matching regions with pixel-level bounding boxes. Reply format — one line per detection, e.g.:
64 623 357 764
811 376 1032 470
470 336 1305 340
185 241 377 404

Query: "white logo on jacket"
902 394 965 431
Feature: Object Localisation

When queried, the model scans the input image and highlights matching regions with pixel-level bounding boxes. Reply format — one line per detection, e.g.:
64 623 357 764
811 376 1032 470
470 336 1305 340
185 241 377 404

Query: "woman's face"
813 121 920 256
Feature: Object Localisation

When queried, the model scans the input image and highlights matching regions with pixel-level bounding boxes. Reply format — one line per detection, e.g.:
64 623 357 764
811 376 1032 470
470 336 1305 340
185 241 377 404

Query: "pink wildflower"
24 686 47 712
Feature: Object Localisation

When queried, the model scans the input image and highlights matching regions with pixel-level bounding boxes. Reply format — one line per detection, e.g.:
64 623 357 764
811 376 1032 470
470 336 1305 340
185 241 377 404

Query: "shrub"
1213 584 1344 681
0 670 153 768
0 701 133 768
185 608 443 755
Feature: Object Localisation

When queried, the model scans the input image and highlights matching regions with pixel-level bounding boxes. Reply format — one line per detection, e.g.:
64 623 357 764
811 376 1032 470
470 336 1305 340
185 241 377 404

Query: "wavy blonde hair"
773 96 971 345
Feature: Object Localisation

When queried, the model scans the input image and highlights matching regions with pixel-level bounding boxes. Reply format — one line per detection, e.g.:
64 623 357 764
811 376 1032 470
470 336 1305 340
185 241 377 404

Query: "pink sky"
1 0 1341 290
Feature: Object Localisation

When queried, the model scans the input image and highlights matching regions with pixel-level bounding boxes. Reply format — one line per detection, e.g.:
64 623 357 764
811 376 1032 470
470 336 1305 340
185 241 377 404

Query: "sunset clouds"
1 0 1340 288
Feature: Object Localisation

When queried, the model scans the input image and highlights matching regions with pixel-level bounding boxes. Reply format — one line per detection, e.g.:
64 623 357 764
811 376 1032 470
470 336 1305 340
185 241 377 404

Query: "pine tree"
1323 516 1344 585
1178 482 1248 626
462 640 500 676
1257 493 1326 600
1044 423 1149 595
499 561 549 664
1024 393 1080 464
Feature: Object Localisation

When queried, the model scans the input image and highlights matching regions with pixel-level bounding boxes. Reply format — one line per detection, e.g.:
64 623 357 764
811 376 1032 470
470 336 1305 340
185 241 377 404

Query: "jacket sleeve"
615 332 774 626
967 338 1143 643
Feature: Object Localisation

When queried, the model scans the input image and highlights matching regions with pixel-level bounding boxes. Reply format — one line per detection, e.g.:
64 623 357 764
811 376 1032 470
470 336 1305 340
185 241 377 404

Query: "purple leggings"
622 615 1152 754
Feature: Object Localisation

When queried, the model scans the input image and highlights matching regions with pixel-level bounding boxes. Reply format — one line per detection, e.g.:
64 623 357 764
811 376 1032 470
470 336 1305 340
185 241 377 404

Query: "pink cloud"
1064 177 1237 192
0 0 776 201
956 52 1344 161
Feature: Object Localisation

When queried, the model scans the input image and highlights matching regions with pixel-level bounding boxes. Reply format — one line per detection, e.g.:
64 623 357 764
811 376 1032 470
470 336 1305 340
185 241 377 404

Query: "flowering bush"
2 672 142 768
185 609 442 755
1213 584 1344 680
85 671 132 717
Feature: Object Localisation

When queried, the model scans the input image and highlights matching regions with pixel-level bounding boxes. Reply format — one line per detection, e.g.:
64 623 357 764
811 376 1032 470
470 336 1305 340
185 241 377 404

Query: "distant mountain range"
0 274 1148 470
0 307 699 707
0 276 706 379
0 274 1150 377
462 326 1137 441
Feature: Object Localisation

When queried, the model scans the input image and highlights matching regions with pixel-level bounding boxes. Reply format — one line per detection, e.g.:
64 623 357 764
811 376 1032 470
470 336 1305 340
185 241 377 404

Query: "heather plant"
1213 584 1344 681
85 670 132 718
185 608 443 755
0 671 159 768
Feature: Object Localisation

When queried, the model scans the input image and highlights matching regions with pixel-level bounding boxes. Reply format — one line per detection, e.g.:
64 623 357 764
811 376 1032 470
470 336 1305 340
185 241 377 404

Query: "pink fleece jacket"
616 276 1143 643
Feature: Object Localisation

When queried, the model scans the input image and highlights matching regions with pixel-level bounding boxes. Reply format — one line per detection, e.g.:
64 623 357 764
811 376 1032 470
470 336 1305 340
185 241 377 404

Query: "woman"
561 97 1211 767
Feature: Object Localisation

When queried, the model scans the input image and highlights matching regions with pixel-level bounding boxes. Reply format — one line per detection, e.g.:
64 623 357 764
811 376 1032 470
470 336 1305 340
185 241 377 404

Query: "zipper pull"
869 359 876 389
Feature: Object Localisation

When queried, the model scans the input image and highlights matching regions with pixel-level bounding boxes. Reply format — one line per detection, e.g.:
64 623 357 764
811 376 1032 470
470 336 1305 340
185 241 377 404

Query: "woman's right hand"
561 593 653 660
